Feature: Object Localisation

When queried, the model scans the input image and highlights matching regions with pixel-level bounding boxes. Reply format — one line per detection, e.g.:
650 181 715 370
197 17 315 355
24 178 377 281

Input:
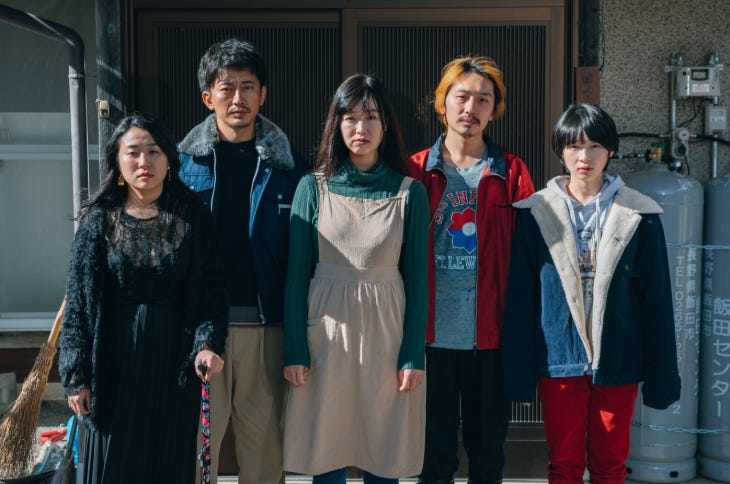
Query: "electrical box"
676 66 721 97
705 105 727 133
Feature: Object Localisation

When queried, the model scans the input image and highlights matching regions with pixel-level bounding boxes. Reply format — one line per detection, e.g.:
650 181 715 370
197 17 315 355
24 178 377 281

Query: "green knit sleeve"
397 179 429 370
284 174 319 367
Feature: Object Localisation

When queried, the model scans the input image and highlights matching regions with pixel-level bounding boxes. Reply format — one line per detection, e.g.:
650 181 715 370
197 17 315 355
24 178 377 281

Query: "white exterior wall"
0 0 96 328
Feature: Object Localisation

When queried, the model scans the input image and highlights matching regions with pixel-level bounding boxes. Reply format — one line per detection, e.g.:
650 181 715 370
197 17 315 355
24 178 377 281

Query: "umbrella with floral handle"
197 364 211 484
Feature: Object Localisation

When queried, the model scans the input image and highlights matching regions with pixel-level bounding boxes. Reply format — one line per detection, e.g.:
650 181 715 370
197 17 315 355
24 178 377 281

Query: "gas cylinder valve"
669 127 690 169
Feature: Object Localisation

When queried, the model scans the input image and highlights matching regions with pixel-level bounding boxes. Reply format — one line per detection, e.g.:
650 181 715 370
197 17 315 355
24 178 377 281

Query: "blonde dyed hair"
434 56 506 127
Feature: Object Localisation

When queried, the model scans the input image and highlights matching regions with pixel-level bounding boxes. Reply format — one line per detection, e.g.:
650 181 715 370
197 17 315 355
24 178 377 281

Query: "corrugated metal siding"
154 24 342 164
362 24 546 183
511 391 543 423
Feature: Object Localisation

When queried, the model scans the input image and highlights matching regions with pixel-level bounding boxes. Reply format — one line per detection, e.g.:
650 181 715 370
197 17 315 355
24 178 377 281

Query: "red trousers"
538 376 638 484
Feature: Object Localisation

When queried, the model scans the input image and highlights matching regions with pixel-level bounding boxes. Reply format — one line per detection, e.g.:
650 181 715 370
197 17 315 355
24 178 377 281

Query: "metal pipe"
711 96 719 179
670 78 677 131
0 4 88 224
668 52 682 132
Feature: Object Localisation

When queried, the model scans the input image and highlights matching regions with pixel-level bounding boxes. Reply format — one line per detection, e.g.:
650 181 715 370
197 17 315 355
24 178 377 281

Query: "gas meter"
675 66 721 97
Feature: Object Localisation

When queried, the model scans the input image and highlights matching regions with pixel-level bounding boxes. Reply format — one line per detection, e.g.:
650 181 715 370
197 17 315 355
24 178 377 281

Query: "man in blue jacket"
179 38 305 484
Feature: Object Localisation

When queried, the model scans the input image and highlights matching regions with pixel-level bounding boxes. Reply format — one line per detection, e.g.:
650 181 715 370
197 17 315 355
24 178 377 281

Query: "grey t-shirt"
432 159 486 349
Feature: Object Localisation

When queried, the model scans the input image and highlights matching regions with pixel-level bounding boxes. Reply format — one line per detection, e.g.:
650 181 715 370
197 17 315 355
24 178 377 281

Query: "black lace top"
108 209 188 268
105 209 191 301
59 201 228 431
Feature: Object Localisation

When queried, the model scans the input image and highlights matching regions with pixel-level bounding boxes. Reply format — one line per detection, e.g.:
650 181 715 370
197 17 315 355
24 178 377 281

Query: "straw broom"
0 299 66 478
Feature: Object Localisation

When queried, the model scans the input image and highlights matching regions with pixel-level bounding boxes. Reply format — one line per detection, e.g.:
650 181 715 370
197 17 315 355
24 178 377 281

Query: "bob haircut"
434 56 507 127
79 113 195 219
197 38 268 92
552 104 619 170
316 73 408 178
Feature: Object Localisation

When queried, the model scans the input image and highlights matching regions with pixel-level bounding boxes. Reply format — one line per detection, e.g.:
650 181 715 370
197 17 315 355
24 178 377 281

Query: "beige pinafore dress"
283 174 426 478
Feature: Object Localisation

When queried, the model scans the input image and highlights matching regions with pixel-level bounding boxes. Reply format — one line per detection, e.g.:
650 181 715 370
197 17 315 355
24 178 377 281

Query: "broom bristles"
0 343 57 479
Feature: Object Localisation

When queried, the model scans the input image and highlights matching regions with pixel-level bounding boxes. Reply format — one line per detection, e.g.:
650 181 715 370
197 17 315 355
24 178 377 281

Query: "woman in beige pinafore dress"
283 74 429 483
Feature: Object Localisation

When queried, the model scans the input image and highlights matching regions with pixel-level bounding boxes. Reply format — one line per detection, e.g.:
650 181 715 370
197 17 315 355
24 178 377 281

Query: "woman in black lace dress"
58 114 228 484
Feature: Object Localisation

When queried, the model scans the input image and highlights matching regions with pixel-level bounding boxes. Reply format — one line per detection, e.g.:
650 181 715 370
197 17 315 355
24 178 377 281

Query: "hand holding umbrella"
197 363 211 484
194 348 222 484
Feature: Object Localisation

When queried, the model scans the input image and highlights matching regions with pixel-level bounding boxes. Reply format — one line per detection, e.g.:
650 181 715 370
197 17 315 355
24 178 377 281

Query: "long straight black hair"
78 113 196 220
316 74 408 178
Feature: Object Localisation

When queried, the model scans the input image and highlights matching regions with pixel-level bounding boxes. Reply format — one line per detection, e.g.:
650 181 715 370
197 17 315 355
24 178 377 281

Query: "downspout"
0 4 88 223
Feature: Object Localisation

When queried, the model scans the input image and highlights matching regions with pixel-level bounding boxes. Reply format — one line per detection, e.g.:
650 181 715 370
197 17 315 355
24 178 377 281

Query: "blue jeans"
313 467 398 484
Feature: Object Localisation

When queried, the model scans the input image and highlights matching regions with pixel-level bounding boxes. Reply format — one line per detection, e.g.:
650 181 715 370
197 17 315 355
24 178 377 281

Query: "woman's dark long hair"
78 113 196 220
316 74 408 177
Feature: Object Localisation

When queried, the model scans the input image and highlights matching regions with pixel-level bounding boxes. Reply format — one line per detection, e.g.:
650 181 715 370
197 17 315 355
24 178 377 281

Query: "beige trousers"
198 326 286 484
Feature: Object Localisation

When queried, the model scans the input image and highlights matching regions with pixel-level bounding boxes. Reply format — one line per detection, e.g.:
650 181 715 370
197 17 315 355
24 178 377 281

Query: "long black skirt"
77 302 200 484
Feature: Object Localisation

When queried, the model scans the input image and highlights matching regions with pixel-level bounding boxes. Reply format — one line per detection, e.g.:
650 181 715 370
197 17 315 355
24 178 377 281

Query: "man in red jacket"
408 57 535 484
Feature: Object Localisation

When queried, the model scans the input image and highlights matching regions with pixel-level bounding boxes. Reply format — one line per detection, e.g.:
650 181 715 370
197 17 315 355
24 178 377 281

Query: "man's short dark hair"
197 38 268 92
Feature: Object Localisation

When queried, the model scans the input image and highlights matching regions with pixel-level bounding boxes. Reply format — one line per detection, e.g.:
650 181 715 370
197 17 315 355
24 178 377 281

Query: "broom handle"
47 298 66 347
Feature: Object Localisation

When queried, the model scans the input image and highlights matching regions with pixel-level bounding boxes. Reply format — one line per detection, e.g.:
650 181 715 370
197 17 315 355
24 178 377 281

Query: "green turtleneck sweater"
284 160 429 370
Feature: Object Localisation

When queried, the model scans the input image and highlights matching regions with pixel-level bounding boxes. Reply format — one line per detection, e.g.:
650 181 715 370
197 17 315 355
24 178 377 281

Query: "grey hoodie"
547 174 625 330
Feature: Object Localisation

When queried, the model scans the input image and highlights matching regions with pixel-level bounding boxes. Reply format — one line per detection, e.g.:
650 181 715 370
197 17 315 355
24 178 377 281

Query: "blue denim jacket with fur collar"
178 114 306 324
502 182 681 410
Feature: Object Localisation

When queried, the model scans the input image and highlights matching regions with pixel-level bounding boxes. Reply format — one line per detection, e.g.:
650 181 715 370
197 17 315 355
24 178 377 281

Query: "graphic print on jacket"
432 159 486 349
